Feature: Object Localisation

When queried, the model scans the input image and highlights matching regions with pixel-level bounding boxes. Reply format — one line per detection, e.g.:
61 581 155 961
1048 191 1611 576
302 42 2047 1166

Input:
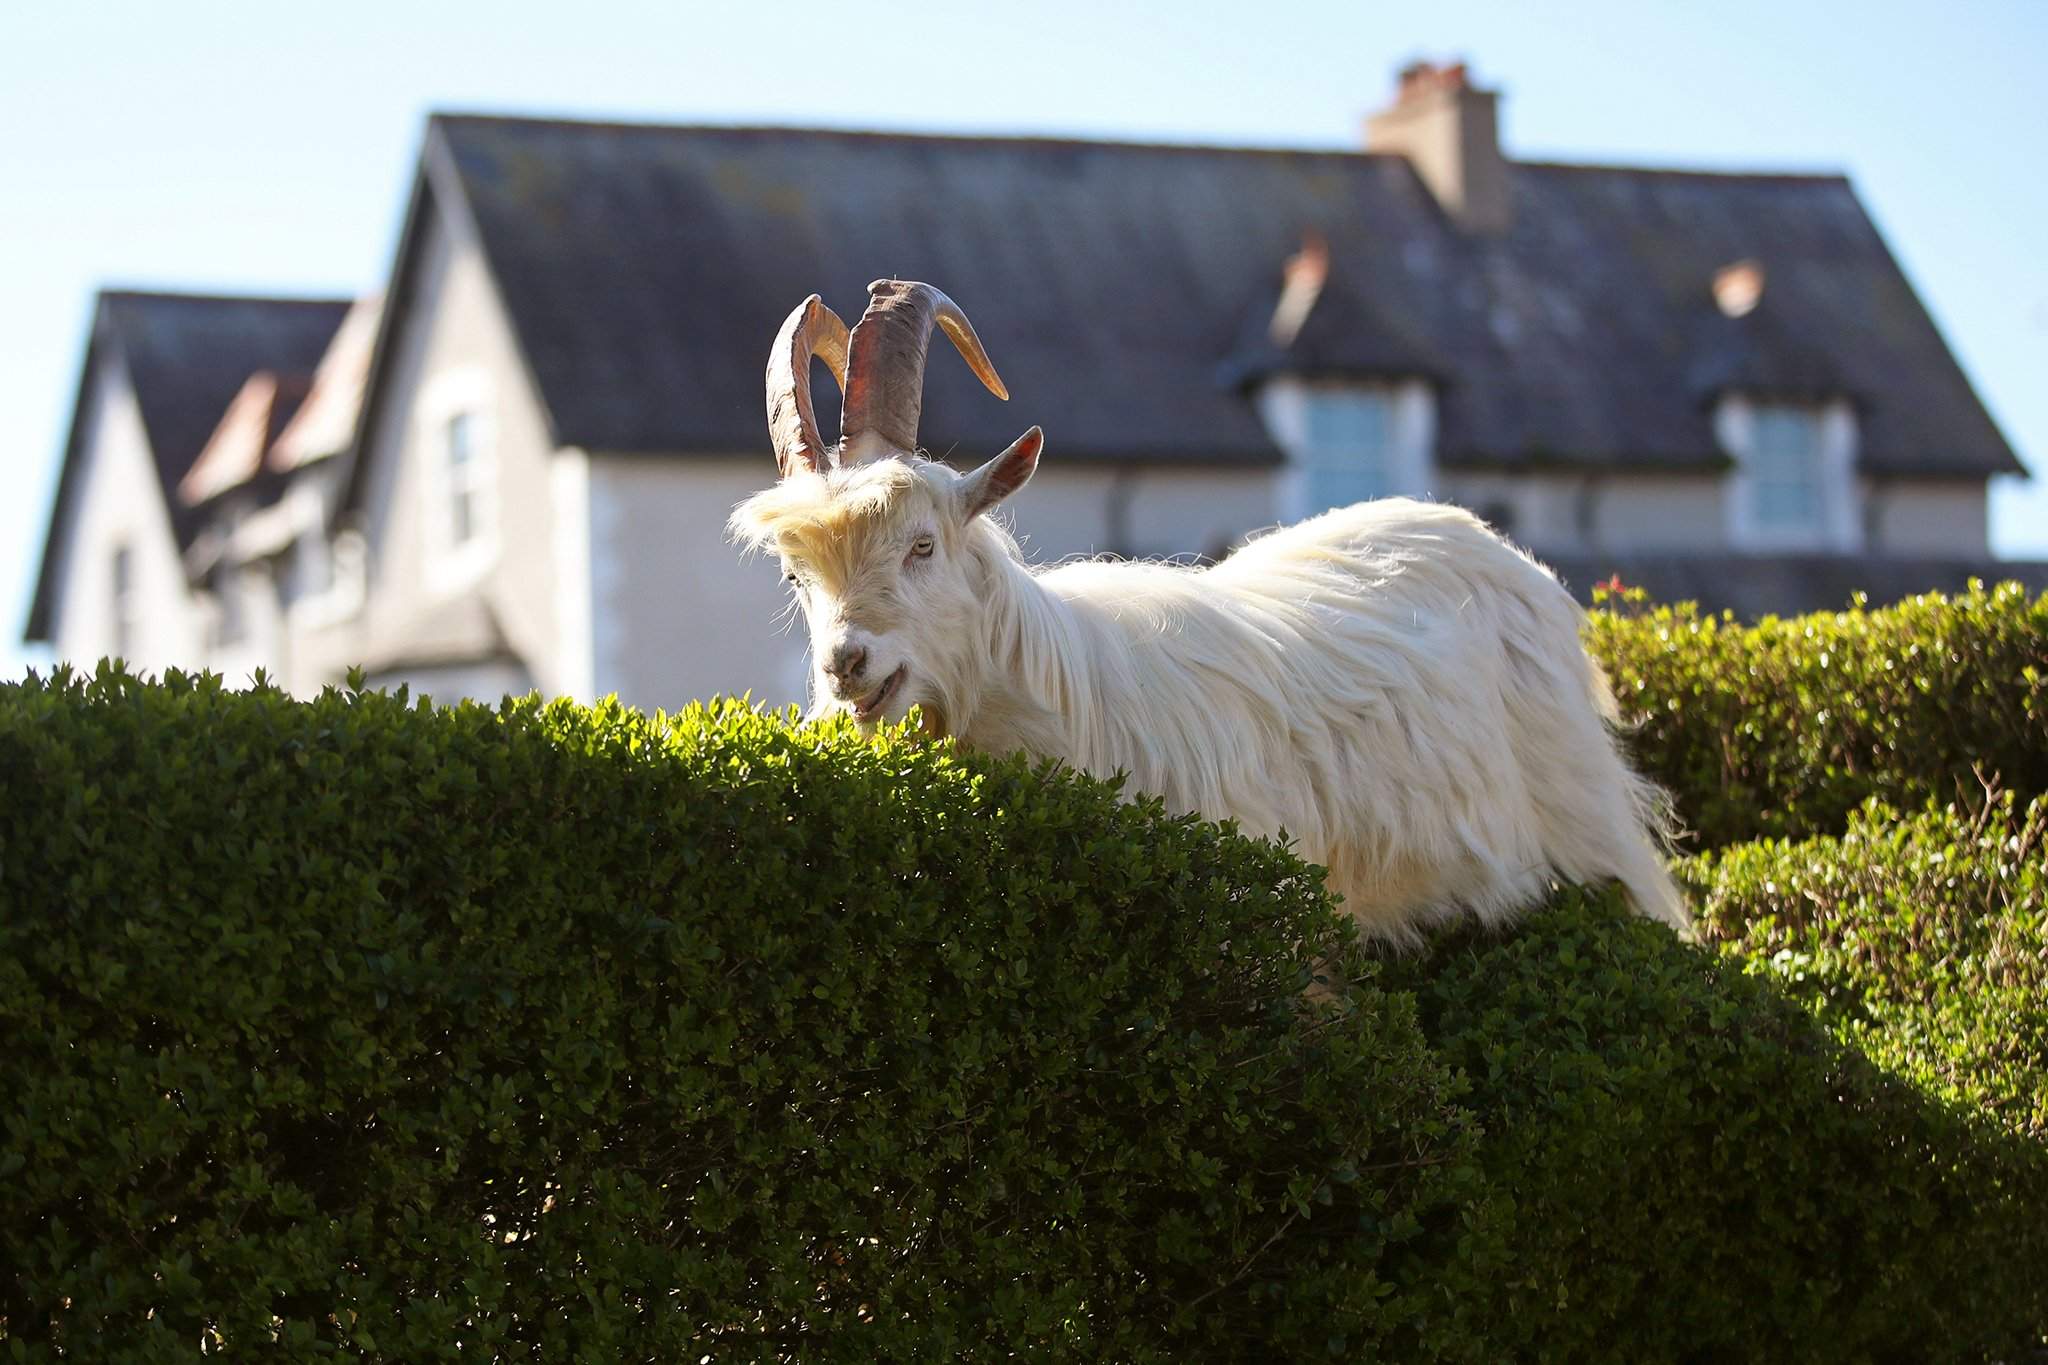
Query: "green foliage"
1683 793 2048 1140
1381 887 2048 1361
0 665 1481 1362
4 663 2045 1360
1586 579 2048 848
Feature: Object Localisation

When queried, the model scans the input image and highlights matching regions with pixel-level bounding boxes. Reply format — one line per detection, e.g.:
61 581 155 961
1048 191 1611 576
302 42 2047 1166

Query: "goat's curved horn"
840 279 1009 463
765 294 851 478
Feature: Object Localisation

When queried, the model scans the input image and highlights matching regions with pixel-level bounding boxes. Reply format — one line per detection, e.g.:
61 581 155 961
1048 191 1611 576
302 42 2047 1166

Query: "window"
417 367 498 591
1722 396 1860 553
110 543 135 659
216 568 248 646
1260 378 1432 525
291 528 368 629
291 533 334 606
446 410 486 547
1748 406 1825 533
1299 389 1398 512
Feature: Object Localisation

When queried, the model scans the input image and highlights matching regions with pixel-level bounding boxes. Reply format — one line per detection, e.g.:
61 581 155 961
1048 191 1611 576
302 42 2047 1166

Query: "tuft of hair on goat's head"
729 279 1044 734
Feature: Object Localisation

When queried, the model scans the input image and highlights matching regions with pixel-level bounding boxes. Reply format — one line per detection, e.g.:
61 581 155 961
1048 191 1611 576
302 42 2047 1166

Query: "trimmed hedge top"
1587 580 2048 849
1683 793 2048 1140
0 667 1477 1361
1380 886 2048 1361
4 623 2047 1359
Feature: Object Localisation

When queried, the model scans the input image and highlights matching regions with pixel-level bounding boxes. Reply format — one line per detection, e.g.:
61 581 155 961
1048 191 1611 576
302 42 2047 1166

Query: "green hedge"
1682 793 2048 1141
3 669 2045 1360
0 668 1479 1362
1381 888 2048 1361
1586 580 2048 849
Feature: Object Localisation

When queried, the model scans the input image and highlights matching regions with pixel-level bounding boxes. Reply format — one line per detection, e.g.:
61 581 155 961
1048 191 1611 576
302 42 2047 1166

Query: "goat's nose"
824 642 868 685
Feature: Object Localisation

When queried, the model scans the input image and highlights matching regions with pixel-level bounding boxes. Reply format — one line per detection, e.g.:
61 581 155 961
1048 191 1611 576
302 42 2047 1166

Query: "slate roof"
429 115 2020 479
101 292 350 518
26 291 349 640
272 294 384 470
178 369 319 507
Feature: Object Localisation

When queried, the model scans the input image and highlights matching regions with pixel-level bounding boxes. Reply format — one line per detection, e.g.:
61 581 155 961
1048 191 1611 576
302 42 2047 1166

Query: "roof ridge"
1516 158 1849 184
100 287 356 308
428 111 1393 162
428 112 1856 181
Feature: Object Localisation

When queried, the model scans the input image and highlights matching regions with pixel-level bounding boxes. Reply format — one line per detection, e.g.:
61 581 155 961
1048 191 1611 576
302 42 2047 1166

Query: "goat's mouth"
849 665 908 723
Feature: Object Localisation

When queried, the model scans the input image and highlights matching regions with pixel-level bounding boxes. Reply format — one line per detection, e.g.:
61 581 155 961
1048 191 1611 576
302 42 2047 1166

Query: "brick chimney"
1366 60 1512 235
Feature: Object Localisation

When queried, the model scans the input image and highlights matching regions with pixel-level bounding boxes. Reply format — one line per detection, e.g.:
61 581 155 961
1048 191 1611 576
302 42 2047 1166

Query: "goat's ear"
957 426 1043 520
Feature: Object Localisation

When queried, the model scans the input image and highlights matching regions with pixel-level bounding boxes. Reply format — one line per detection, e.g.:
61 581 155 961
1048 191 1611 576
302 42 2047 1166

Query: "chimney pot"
1366 58 1512 235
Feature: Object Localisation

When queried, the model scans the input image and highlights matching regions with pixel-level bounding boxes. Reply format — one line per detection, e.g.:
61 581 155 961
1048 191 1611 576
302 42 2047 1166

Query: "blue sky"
5 0 2043 679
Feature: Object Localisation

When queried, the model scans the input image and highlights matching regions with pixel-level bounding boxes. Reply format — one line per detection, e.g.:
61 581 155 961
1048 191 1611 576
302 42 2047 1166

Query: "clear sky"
5 0 2043 680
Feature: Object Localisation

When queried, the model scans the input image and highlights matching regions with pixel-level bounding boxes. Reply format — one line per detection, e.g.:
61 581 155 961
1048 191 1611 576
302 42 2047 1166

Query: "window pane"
446 412 482 546
448 412 474 469
1756 478 1819 527
1306 463 1385 511
111 544 134 657
1301 390 1395 512
1748 406 1824 531
1308 391 1390 449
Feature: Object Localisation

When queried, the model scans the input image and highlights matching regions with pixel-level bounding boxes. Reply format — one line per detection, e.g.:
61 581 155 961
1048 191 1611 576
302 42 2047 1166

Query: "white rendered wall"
585 456 812 713
1867 481 1990 558
1003 465 1281 564
582 455 1287 715
550 447 595 702
1586 475 1731 553
568 417 1992 726
1434 472 1586 550
47 352 208 676
336 195 569 699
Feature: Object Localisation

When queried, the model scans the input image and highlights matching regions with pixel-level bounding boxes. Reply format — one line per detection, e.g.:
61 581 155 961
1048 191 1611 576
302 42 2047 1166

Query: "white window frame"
291 527 368 630
417 366 499 593
445 411 487 546
215 565 251 647
1258 377 1436 523
1718 394 1862 552
110 541 137 660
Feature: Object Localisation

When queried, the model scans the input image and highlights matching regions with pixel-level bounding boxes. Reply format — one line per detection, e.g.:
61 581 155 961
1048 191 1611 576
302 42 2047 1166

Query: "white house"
27 63 2034 712
27 292 350 683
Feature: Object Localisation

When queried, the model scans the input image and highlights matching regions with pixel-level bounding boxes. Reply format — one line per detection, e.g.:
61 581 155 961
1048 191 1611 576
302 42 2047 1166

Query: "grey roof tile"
101 292 351 526
26 291 349 640
433 116 2020 479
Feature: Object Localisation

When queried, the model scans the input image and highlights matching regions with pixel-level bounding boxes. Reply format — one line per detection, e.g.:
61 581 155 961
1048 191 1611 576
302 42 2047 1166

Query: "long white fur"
732 456 1688 944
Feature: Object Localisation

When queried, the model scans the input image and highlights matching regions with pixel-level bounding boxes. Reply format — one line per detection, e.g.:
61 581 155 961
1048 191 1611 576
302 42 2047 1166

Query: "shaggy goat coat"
737 460 1686 943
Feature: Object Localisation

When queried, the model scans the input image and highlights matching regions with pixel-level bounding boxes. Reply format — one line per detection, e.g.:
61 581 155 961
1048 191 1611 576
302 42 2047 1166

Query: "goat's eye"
909 535 935 560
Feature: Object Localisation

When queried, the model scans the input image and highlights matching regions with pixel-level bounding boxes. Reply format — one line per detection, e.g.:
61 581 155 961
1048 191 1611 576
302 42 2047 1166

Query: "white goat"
732 281 1687 943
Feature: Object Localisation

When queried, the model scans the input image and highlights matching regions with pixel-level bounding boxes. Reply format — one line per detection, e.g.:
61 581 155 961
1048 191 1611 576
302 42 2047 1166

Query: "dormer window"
1258 378 1435 522
1302 388 1399 509
1718 395 1861 552
1748 406 1825 533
